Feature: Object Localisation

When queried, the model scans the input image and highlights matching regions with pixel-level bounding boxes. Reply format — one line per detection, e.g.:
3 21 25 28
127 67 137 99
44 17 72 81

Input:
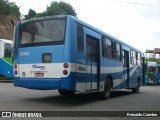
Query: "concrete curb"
0 80 13 83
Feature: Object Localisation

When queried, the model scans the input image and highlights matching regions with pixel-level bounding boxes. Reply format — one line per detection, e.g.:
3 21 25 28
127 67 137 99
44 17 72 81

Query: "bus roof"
19 15 67 24
0 39 12 44
19 15 143 54
147 62 157 66
70 16 143 54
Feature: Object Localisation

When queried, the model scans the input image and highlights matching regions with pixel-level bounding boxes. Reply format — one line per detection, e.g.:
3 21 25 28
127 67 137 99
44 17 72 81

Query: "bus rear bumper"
14 77 61 90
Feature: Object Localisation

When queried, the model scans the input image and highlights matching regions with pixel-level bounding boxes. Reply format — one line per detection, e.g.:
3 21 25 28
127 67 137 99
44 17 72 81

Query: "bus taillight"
14 64 18 75
14 70 18 75
63 70 68 75
14 64 18 69
63 63 69 68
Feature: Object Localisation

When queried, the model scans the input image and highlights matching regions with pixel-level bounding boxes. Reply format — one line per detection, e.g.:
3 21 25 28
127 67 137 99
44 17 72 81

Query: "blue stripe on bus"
14 67 140 90
0 58 13 78
14 73 76 90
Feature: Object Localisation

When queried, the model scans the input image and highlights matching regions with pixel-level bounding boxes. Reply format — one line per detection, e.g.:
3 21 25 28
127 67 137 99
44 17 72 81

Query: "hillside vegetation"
146 58 160 64
0 15 19 40
0 0 76 40
0 0 20 40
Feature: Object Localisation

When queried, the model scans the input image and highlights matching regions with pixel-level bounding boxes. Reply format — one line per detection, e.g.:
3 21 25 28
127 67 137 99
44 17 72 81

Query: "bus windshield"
19 18 66 47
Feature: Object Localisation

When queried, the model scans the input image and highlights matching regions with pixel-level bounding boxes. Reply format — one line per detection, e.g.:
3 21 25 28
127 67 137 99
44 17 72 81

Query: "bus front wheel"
100 78 112 100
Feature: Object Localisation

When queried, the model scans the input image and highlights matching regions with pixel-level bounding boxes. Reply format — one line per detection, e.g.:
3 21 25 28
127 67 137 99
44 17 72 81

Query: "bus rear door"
86 35 100 91
123 50 129 87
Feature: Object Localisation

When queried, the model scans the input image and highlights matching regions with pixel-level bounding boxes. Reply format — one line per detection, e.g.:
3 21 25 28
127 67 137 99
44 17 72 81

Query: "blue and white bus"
156 64 160 84
13 15 145 99
144 62 160 84
0 39 13 78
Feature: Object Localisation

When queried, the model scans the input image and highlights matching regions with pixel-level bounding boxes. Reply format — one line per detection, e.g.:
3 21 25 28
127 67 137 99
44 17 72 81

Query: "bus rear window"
19 19 66 47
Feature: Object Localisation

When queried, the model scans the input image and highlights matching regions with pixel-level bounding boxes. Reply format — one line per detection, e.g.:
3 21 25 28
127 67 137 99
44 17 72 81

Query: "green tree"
46 1 64 15
9 2 20 17
58 1 77 16
35 12 47 18
24 9 36 20
24 1 77 20
0 0 20 17
46 1 77 16
0 0 10 17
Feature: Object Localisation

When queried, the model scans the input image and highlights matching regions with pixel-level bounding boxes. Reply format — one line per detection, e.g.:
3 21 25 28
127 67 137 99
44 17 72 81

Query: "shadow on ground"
22 90 138 107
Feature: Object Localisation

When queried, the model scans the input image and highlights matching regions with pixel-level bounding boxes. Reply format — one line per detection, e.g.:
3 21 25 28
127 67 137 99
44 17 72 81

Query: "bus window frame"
18 17 67 48
77 23 84 52
4 43 12 58
113 41 122 61
102 36 113 59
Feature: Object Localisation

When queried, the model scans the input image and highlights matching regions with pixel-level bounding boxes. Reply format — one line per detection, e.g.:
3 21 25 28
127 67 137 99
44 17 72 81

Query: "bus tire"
58 89 75 96
100 78 112 100
132 78 140 93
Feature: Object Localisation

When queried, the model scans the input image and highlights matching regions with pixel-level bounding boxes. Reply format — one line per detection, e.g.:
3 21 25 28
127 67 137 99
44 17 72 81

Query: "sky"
9 0 160 52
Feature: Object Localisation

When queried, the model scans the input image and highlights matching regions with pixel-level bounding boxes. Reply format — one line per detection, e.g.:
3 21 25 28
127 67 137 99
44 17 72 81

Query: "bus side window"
133 51 136 65
77 24 84 52
136 52 141 66
130 50 136 65
4 43 11 58
102 37 112 59
113 42 121 61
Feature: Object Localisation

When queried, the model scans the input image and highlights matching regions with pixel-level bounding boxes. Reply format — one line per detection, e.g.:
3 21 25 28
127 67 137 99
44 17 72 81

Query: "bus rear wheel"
132 78 140 93
100 78 112 100
58 89 75 96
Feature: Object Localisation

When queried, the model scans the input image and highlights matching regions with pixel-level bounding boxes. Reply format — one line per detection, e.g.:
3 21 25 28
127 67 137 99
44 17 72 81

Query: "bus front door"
86 35 100 91
123 50 129 87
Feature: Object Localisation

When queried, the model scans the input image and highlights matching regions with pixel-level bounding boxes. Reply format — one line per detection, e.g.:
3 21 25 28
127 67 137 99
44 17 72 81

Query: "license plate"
34 72 44 77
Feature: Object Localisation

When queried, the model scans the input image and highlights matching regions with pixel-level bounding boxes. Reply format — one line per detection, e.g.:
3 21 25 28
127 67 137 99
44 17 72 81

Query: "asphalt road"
0 82 160 120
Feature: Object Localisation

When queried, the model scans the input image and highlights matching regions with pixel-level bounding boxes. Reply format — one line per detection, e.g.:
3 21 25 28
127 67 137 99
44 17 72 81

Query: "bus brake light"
14 64 18 69
63 63 69 68
63 70 68 75
14 70 18 75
